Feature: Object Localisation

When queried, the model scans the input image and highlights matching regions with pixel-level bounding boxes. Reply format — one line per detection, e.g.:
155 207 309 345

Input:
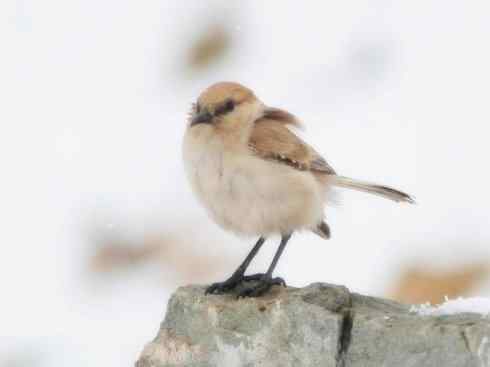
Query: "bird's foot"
205 273 270 295
242 273 266 282
237 275 286 298
205 274 245 295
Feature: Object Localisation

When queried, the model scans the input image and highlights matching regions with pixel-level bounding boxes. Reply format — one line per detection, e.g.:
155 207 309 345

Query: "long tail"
330 176 415 204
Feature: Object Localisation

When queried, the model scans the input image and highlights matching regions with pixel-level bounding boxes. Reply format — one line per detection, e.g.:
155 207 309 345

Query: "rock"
136 283 490 367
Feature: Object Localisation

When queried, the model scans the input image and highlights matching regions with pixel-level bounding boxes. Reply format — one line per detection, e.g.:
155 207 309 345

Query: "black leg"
265 233 291 276
205 237 266 295
237 233 292 298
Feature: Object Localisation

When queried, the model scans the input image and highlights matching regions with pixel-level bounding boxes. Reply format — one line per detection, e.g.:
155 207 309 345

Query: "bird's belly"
185 148 324 236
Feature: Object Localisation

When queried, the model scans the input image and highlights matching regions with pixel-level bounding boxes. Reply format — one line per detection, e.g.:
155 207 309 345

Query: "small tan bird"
183 81 414 297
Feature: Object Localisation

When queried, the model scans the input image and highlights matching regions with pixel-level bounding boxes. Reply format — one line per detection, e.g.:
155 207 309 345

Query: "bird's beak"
191 111 213 126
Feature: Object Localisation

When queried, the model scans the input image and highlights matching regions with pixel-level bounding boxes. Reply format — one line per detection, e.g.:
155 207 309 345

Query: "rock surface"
136 283 490 367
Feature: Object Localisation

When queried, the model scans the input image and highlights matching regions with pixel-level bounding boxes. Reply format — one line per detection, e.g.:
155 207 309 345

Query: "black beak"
191 111 213 126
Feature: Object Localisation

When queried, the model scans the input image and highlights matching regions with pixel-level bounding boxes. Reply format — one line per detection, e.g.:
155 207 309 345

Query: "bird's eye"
216 99 235 115
224 99 235 113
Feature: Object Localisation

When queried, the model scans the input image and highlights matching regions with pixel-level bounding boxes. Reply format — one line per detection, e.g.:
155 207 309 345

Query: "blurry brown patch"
389 263 490 305
89 231 231 286
91 240 160 273
187 25 231 71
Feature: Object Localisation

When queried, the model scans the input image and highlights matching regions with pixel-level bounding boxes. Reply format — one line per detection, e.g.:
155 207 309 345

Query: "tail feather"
330 176 415 204
312 221 331 240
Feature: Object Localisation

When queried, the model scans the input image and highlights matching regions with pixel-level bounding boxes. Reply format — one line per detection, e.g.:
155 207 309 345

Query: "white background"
1 1 490 365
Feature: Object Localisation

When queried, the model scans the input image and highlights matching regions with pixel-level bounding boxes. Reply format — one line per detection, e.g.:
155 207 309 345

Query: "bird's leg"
237 233 292 298
205 237 266 295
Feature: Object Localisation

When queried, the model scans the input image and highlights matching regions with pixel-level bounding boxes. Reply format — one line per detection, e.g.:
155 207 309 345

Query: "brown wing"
249 111 336 175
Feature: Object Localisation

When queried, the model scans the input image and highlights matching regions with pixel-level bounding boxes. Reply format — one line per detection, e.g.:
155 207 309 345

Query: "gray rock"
136 283 490 367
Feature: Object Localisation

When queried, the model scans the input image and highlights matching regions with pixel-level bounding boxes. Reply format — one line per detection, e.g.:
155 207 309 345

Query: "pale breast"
183 129 325 236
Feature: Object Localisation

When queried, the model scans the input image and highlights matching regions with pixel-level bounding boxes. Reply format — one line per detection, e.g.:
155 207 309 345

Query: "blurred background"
2 0 490 365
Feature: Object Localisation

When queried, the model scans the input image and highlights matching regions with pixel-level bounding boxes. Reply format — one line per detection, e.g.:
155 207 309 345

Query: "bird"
182 81 414 298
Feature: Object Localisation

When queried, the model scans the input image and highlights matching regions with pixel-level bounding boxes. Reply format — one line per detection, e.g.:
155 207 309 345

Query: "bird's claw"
236 276 286 298
205 273 268 295
242 273 266 282
205 283 232 295
205 279 240 295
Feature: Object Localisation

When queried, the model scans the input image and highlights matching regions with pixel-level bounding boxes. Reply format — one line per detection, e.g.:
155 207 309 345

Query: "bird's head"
189 82 264 135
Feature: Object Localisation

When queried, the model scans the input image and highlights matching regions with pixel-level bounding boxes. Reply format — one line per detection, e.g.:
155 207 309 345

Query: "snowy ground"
1 1 490 366
412 297 490 317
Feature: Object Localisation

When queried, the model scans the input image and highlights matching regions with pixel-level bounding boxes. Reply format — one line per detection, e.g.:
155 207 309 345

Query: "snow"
411 297 490 316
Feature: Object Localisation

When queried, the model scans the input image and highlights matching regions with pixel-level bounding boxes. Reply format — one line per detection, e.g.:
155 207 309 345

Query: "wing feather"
249 112 336 175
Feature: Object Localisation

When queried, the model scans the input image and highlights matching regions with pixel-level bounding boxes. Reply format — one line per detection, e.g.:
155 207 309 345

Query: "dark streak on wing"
268 152 308 171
